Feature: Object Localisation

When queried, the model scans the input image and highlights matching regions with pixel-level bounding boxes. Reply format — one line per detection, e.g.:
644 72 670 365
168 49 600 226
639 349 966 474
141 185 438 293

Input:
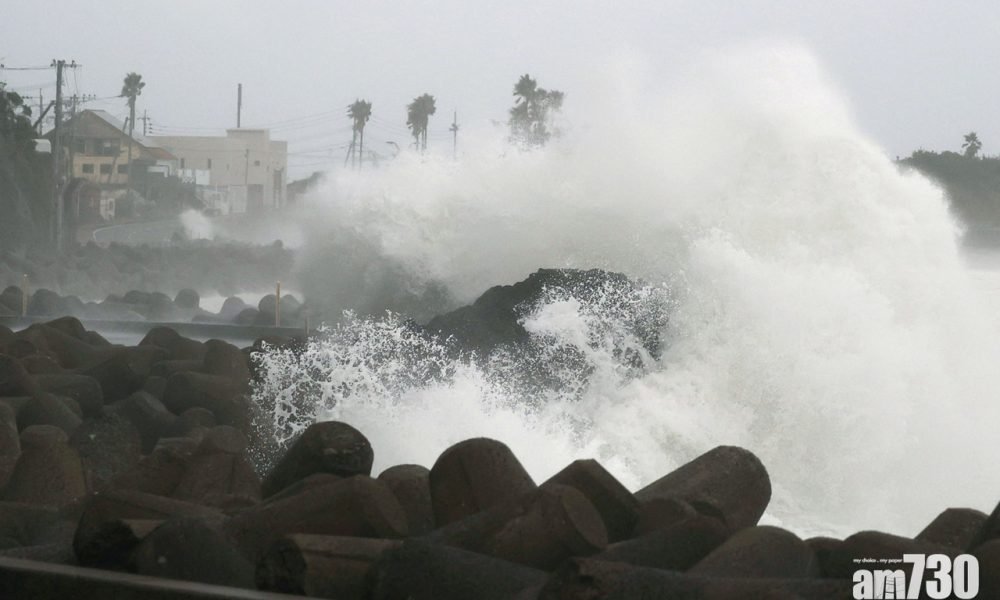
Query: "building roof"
49 109 176 160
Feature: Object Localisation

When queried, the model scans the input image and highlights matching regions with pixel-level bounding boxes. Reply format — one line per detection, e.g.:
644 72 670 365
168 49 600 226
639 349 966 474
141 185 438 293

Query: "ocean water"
253 45 1000 538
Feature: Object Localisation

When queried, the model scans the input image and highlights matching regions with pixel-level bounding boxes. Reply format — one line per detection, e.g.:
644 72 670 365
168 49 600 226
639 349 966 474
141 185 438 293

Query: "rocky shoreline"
0 316 995 598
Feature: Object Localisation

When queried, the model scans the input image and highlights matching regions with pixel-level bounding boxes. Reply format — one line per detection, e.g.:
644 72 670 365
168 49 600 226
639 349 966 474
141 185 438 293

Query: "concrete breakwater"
0 316 995 598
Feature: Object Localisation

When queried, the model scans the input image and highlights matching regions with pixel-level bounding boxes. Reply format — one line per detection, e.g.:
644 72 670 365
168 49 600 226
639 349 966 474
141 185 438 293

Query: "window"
207 158 212 169
82 164 94 174
99 140 119 156
254 160 260 166
180 158 185 169
100 164 112 174
117 164 128 174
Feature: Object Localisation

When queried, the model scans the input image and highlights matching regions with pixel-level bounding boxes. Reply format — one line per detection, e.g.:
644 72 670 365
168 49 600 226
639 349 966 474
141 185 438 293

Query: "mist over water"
255 45 1000 537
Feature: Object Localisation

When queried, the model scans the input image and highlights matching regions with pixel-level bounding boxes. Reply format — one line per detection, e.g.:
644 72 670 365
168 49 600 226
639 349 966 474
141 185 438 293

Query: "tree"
508 74 564 147
962 132 982 158
406 93 437 152
347 99 372 169
0 82 49 251
120 72 145 189
0 83 36 156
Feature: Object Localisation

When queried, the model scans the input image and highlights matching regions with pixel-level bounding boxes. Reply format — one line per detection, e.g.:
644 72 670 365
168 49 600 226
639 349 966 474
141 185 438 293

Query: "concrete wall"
150 129 287 212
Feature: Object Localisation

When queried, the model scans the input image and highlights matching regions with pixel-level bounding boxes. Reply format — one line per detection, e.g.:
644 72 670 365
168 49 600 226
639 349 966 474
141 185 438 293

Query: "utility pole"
50 59 78 251
449 111 460 160
37 90 44 135
140 109 149 136
237 83 242 128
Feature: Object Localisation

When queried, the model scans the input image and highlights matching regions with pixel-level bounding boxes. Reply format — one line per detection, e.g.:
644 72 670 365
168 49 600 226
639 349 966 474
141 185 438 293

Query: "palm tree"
347 99 372 169
406 93 437 152
120 72 145 189
509 74 563 146
962 132 982 158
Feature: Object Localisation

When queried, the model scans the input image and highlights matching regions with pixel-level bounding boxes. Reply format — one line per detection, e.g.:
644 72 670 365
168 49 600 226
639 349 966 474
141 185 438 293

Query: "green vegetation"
508 74 564 147
0 82 51 252
406 93 436 153
900 141 1000 230
347 99 372 169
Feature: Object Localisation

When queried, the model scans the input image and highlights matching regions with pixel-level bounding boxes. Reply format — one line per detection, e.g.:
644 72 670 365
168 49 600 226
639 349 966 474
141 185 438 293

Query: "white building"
150 128 287 214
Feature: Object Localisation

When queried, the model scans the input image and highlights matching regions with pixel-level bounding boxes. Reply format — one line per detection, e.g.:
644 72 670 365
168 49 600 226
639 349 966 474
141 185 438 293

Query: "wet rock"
261 421 374 499
257 534 401 599
593 513 729 571
35 374 103 418
132 517 254 588
689 525 816 579
2 425 86 506
73 489 224 566
370 539 547 600
916 507 988 550
0 404 19 489
378 465 435 536
542 458 639 543
202 339 251 390
226 476 407 562
110 391 176 453
635 445 771 532
429 437 536 526
425 484 608 570
69 411 142 492
139 327 206 362
161 371 238 418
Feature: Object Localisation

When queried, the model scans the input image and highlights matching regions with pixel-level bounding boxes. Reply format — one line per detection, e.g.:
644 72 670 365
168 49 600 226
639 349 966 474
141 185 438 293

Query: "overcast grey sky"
3 0 998 178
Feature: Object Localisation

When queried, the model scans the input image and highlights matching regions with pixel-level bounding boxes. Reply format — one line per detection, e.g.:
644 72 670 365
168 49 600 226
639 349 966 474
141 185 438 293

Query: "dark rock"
805 536 842 578
0 353 41 396
234 307 261 326
74 517 160 569
203 339 251 390
18 393 83 435
429 437 536 526
225 476 408 563
916 507 988 550
139 327 206 362
219 296 248 319
370 539 548 600
0 404 18 489
35 374 103 418
261 421 374 499
20 354 63 374
632 497 700 537
132 517 254 589
73 489 223 565
27 289 65 317
689 525 816 579
635 445 771 532
161 371 237 417
542 459 639 543
425 268 663 357
2 425 86 506
110 438 198 497
424 484 608 570
257 534 401 599
378 465 435 535
173 288 200 310
592 513 729 571
111 391 176 453
69 411 142 492
77 346 166 404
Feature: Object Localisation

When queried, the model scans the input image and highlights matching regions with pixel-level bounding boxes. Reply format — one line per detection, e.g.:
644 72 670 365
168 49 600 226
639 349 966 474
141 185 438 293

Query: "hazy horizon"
4 0 1000 179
